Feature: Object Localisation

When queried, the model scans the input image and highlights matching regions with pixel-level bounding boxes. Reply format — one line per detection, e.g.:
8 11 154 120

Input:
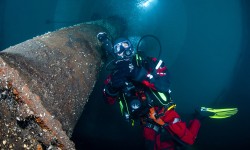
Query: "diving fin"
200 107 238 119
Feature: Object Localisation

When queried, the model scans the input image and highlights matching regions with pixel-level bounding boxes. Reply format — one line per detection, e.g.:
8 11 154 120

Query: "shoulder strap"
135 53 143 67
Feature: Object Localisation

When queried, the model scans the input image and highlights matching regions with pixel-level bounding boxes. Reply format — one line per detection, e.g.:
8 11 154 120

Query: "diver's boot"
193 107 213 121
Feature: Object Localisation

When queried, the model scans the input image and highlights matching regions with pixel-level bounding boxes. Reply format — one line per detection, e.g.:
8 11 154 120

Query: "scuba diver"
97 32 238 150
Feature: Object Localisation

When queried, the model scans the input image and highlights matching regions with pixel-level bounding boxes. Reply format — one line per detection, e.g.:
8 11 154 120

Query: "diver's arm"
97 32 115 58
131 66 158 90
132 58 171 92
132 66 148 82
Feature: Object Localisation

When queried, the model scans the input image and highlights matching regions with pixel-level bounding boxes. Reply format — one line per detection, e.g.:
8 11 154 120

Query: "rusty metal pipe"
0 18 124 149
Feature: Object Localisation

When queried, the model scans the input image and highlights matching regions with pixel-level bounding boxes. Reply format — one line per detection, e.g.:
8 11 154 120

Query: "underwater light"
138 0 156 8
142 0 151 7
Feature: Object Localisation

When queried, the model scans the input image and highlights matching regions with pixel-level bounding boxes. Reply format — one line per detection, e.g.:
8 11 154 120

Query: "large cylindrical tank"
0 18 125 149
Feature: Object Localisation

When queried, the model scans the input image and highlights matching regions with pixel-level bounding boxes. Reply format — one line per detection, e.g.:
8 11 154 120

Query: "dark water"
1 0 250 149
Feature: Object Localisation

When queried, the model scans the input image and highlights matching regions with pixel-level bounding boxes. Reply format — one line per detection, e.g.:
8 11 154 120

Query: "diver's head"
113 38 134 59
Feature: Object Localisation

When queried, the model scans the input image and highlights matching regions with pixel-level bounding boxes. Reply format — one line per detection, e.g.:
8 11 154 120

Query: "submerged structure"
0 18 125 149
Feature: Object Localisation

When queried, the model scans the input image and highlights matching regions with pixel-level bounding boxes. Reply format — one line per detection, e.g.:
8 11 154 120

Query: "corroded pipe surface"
0 18 124 149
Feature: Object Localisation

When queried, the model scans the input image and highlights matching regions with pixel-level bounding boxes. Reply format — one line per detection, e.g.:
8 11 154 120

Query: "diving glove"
97 32 108 42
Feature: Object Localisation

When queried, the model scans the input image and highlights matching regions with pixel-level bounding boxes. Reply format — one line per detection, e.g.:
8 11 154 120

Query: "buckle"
145 123 160 132
145 122 154 128
153 125 160 132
